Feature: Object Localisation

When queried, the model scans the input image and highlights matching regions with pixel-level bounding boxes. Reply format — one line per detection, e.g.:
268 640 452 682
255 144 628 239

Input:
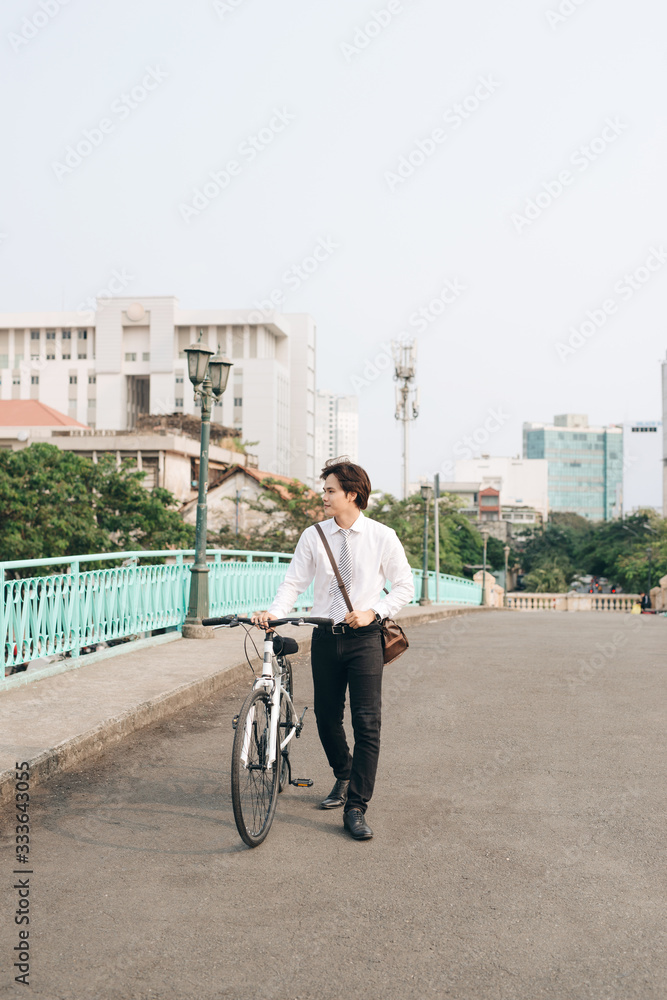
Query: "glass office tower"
523 414 623 520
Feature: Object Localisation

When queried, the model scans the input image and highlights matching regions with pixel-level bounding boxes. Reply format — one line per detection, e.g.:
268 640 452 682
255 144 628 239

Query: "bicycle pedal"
232 714 239 730
290 778 313 788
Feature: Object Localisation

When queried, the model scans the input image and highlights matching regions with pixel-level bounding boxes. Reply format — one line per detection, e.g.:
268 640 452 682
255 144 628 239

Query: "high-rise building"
622 420 662 514
523 414 623 521
0 297 316 485
314 391 358 473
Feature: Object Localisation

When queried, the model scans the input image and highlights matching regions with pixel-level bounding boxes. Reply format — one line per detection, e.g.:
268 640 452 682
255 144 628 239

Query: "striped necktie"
328 528 352 624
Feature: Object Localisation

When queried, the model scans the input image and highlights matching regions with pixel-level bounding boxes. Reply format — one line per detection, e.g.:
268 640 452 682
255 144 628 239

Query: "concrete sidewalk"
0 604 490 807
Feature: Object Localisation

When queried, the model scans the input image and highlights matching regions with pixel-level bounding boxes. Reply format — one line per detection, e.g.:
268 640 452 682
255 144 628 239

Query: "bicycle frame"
240 632 297 771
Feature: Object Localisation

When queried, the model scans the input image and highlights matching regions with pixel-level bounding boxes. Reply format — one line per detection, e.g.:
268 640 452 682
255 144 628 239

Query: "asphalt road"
1 612 665 1000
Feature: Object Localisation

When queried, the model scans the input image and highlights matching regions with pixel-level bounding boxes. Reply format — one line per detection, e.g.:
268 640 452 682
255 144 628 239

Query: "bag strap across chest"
315 523 354 613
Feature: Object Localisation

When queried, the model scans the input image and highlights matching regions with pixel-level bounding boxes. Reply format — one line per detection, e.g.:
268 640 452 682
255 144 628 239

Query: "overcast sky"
2 0 666 495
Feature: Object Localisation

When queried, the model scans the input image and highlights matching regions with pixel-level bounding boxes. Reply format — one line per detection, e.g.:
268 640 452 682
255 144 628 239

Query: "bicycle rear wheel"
231 688 279 847
278 658 294 793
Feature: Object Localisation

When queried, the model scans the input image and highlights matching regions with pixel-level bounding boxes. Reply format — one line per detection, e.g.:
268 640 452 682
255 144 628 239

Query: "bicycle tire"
278 658 294 793
231 688 279 848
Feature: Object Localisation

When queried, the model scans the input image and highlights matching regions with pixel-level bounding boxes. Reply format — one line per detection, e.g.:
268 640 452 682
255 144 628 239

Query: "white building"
314 390 358 473
0 297 316 485
454 455 550 522
622 420 662 514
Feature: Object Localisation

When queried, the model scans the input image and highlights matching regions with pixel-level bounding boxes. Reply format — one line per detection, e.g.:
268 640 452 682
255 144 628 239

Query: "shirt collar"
331 511 366 533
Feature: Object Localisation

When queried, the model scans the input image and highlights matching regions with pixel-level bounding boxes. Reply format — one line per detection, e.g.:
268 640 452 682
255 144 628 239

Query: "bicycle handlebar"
201 615 334 628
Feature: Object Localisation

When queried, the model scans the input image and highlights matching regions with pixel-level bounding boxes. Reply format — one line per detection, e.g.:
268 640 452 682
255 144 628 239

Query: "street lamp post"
503 544 510 607
646 546 653 594
480 524 490 606
182 334 232 639
419 482 432 606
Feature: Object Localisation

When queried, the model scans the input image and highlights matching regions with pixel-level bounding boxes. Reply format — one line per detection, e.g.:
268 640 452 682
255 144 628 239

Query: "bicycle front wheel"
231 688 279 847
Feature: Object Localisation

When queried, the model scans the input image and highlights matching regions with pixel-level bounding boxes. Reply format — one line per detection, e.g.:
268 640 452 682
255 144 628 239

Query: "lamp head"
184 329 214 388
208 345 233 398
420 483 433 501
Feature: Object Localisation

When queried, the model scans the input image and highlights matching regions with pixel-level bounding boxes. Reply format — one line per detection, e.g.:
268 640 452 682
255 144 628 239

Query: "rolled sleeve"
268 528 316 617
373 530 414 619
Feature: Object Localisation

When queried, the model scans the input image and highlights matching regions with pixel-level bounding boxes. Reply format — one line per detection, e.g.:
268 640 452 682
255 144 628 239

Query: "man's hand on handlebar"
251 610 277 629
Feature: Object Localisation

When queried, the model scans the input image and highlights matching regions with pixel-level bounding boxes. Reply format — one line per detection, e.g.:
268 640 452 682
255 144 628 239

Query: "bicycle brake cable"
241 623 263 676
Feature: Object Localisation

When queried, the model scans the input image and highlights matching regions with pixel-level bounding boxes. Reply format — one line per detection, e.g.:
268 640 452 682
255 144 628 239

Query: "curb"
0 605 491 809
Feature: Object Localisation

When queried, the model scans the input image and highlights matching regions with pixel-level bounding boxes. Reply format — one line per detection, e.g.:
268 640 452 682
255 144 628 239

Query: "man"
253 459 414 841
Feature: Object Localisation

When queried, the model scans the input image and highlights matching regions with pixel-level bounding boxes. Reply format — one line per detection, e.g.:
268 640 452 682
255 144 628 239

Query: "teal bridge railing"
1 550 481 675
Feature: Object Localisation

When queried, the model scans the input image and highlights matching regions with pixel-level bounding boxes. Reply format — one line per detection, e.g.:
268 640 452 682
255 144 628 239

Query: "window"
12 377 20 385
46 351 55 360
142 352 150 361
175 375 184 384
69 375 77 385
62 330 71 340
88 375 96 384
46 330 55 340
234 397 243 407
62 353 71 360
175 397 183 408
125 352 136 361
77 351 87 359
31 375 39 385
30 330 40 340
78 330 87 340
88 398 96 408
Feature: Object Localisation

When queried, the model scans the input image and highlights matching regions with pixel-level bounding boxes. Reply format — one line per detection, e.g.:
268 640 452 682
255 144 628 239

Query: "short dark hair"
320 458 371 510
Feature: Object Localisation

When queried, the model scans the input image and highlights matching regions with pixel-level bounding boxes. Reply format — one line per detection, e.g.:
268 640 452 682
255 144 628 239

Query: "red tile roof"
0 401 88 428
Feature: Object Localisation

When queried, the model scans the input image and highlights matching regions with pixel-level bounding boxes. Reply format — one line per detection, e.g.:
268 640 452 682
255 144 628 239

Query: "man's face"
322 473 357 518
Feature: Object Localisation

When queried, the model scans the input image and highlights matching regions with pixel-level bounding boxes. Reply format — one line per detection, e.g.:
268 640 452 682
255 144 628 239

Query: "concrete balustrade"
506 592 639 612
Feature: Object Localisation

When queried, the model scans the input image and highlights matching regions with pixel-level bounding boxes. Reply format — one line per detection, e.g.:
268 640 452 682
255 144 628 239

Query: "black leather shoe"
343 808 373 840
320 779 349 809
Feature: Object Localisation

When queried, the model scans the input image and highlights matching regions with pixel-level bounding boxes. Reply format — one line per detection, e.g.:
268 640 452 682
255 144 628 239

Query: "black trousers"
310 624 384 814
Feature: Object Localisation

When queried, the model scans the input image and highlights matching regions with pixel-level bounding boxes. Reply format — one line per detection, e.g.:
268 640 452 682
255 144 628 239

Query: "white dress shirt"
268 511 415 620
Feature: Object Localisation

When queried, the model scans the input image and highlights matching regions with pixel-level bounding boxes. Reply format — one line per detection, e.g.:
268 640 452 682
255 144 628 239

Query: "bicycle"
202 614 332 847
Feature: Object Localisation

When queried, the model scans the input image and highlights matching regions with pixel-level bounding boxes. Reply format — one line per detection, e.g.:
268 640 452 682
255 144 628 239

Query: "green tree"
209 476 324 554
613 515 667 592
0 443 194 566
522 563 570 593
366 492 511 577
